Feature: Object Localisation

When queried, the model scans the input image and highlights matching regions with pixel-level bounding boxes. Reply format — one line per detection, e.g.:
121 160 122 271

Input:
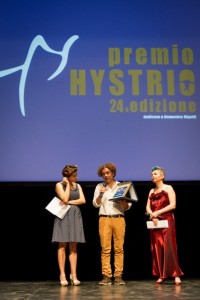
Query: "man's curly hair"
97 162 117 177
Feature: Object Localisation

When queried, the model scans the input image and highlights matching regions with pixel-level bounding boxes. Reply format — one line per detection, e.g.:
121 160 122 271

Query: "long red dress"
149 190 184 279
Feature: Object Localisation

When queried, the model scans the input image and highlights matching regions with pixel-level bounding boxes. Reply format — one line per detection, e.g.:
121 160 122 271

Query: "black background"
0 181 199 281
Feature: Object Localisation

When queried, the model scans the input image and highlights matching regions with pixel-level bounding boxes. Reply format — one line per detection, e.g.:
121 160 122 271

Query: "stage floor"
0 279 199 300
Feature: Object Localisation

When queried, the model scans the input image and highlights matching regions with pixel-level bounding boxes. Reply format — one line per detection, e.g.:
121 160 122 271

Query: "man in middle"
92 162 132 285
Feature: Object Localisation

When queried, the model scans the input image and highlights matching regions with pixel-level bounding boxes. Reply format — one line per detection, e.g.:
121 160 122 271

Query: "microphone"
100 182 106 198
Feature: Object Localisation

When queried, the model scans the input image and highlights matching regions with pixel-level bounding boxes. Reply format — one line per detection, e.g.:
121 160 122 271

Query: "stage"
0 279 199 300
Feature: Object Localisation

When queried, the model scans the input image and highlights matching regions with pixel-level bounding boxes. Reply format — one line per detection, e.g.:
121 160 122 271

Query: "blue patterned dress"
52 184 86 243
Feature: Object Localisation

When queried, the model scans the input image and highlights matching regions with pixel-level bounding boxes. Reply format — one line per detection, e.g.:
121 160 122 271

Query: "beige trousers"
99 216 126 277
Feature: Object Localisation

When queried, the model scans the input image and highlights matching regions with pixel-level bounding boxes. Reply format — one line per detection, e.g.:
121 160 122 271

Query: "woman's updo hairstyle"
62 164 78 177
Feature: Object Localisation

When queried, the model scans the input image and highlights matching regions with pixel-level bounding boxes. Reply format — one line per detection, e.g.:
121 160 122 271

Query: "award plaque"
109 181 138 202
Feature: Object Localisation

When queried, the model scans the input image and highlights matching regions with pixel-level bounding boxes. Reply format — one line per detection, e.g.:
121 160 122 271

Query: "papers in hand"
146 220 168 229
45 197 70 219
109 181 138 203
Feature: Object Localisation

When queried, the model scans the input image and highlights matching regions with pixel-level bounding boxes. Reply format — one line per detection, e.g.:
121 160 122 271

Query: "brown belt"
99 214 124 218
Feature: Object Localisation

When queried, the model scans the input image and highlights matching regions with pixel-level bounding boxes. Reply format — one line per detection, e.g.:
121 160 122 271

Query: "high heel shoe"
155 278 164 284
70 274 81 286
60 274 68 286
174 277 181 285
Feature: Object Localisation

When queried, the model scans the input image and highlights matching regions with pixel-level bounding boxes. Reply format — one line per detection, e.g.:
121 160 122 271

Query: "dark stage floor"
0 279 199 300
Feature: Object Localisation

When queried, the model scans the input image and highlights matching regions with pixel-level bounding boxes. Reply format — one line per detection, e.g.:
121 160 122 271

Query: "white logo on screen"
0 34 79 117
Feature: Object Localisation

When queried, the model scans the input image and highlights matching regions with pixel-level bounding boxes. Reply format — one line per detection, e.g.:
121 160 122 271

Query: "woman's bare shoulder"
163 184 174 192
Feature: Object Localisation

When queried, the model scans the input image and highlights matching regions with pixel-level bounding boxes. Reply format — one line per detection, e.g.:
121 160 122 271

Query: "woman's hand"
62 177 69 186
150 211 160 220
152 218 159 226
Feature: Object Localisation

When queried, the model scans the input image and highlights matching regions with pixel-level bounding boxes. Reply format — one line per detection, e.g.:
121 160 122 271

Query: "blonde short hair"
151 166 165 177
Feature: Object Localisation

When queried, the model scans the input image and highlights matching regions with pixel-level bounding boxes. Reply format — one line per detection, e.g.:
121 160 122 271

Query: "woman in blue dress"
52 164 86 286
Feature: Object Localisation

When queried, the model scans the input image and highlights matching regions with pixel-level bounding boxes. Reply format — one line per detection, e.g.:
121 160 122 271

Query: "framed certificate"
109 181 138 202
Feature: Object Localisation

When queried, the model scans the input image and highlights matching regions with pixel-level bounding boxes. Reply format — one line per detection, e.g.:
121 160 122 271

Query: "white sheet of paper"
45 197 70 219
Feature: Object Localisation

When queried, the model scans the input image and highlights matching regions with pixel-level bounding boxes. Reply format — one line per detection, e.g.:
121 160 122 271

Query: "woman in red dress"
146 166 184 285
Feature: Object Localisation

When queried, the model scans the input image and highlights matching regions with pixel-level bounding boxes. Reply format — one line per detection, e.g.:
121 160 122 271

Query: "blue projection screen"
0 0 199 181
